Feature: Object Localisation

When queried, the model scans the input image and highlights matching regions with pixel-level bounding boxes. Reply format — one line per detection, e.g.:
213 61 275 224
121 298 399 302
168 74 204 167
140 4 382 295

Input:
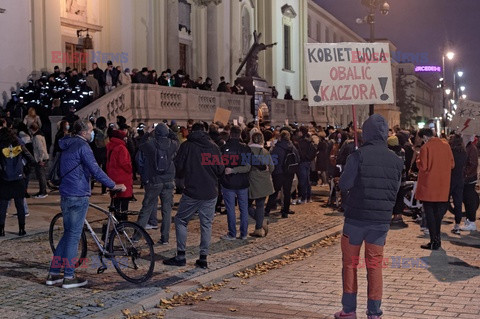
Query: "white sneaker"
451 224 461 234
291 199 298 205
461 220 477 231
145 224 158 230
420 227 429 235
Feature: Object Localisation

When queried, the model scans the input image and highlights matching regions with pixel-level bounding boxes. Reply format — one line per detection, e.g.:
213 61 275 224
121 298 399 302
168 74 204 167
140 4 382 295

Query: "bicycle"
49 191 155 284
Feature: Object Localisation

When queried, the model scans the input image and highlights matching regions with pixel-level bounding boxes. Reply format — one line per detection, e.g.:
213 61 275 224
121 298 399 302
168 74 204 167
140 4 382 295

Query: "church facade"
0 0 399 127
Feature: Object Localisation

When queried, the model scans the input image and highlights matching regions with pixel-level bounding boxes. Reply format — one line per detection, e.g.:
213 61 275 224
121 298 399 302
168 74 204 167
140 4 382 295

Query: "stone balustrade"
51 85 314 141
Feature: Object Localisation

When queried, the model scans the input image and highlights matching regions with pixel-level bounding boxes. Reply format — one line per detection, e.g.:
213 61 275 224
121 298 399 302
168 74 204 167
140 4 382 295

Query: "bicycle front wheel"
108 221 155 283
48 212 88 268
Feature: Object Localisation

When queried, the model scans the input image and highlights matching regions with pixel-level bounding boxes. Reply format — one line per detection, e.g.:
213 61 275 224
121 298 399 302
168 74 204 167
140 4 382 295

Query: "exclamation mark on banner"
310 80 322 102
378 77 389 101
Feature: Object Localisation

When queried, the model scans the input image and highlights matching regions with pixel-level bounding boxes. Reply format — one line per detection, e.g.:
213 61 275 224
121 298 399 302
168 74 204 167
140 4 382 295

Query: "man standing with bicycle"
46 119 125 289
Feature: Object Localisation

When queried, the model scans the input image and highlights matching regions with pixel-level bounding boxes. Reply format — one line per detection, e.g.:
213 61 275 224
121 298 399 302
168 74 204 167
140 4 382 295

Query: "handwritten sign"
213 107 231 125
304 42 394 106
450 100 480 135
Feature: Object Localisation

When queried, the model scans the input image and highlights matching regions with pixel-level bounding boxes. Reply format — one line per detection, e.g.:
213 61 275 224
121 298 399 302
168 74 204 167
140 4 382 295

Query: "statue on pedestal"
236 31 277 78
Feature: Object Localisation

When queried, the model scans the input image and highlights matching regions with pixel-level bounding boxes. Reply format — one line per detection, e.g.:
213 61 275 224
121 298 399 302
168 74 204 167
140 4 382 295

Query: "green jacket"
247 144 275 199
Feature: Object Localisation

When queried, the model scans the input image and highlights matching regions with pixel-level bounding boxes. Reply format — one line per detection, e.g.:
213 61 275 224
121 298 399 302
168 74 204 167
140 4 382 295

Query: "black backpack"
154 140 171 174
0 145 25 181
283 148 299 174
48 152 81 187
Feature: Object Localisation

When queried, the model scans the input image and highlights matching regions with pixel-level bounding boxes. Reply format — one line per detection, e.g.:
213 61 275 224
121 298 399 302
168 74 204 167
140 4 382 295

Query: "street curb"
88 222 344 319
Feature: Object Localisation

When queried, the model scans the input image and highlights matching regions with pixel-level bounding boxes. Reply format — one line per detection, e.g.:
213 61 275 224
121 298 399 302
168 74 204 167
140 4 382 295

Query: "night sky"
314 0 480 101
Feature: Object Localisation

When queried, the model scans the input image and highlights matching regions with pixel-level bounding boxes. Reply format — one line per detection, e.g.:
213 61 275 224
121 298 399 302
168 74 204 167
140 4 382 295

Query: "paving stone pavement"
0 184 343 319
162 214 480 319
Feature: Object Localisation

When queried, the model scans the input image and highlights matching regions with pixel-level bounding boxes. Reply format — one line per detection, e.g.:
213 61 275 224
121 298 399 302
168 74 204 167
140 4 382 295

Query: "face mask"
90 131 95 142
66 125 70 131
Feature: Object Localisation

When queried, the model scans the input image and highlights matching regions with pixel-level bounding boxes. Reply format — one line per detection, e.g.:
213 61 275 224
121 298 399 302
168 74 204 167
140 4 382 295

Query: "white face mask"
90 131 95 142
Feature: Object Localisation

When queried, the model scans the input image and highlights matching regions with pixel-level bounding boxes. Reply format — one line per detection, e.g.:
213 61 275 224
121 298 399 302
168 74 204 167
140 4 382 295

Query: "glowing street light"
462 94 467 99
460 86 466 91
446 52 455 60
457 71 464 77
445 88 451 95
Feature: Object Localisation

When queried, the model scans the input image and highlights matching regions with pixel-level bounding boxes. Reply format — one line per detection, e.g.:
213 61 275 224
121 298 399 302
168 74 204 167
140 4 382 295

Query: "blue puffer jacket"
59 135 115 197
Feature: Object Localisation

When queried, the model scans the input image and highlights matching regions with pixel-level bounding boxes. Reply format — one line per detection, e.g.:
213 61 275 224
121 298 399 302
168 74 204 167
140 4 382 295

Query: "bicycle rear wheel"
108 221 155 283
48 212 88 268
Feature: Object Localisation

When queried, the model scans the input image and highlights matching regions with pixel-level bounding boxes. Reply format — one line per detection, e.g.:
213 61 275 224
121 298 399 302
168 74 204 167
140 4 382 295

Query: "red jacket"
106 137 133 198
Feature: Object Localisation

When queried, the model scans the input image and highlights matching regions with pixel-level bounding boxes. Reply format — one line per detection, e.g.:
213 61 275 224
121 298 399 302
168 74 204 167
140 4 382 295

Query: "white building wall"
0 0 33 105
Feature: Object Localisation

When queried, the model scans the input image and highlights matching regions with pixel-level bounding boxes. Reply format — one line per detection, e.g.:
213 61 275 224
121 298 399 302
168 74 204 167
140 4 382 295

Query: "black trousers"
450 183 464 224
423 201 448 243
463 183 479 222
265 173 294 214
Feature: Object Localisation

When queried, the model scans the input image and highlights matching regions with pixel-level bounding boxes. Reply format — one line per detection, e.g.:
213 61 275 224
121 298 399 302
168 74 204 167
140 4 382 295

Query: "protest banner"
450 99 480 136
304 42 394 106
213 107 231 125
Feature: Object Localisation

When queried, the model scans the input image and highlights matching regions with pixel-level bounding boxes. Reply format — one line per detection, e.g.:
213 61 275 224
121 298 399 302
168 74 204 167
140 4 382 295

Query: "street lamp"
441 50 454 132
462 94 467 99
460 85 466 91
457 71 464 77
357 0 391 116
445 88 451 95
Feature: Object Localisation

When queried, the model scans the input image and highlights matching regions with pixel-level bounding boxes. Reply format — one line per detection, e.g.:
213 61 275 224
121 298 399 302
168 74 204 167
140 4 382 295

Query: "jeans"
266 173 294 214
175 194 216 256
248 197 266 230
137 181 174 243
423 201 448 243
450 183 464 224
463 183 479 222
222 187 249 238
341 222 389 317
35 162 48 194
49 196 89 278
0 196 25 227
297 162 312 201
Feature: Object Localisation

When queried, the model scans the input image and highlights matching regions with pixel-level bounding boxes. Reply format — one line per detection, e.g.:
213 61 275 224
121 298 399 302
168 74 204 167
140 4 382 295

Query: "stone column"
206 3 218 84
166 0 180 71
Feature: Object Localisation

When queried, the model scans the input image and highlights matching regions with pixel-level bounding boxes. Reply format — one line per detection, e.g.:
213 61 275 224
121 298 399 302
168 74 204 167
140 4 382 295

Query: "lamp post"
358 0 390 115
441 51 454 133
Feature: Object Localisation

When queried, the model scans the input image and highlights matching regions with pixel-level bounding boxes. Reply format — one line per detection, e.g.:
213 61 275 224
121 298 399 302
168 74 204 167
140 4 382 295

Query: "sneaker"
334 310 357 319
46 274 63 286
451 223 461 234
163 256 186 267
25 212 30 217
221 234 237 241
238 235 248 240
157 240 169 245
461 220 477 231
195 259 208 269
62 276 88 289
33 193 48 199
291 199 298 205
421 227 429 235
367 315 381 319
307 199 313 203
145 224 158 230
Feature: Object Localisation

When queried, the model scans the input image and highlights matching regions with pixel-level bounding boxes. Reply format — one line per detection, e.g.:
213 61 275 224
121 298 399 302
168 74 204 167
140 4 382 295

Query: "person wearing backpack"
219 125 252 241
0 127 35 236
296 126 317 204
135 123 179 244
106 130 133 221
265 130 300 218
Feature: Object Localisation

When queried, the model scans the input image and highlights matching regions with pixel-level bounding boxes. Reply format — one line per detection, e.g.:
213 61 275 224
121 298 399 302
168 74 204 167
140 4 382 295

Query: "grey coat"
247 144 275 199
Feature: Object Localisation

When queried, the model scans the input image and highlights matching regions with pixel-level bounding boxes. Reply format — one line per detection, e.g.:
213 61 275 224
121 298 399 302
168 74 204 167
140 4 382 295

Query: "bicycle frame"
403 180 423 210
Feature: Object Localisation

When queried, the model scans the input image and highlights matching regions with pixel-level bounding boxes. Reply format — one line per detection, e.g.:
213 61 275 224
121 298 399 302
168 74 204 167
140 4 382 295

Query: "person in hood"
163 122 224 269
264 130 300 218
106 130 133 221
335 114 403 319
416 128 454 249
135 123 179 244
461 135 478 231
46 119 125 289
